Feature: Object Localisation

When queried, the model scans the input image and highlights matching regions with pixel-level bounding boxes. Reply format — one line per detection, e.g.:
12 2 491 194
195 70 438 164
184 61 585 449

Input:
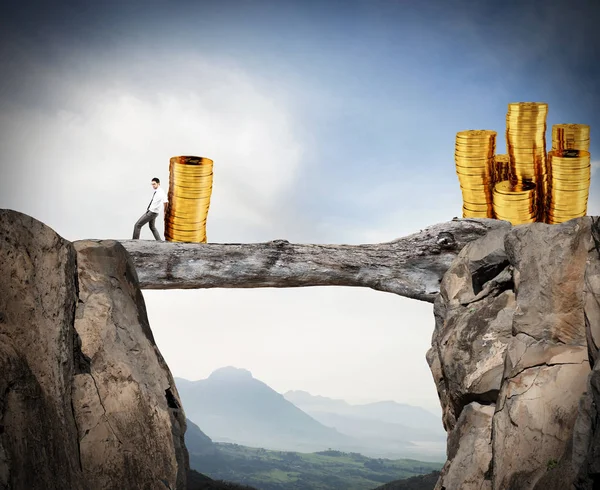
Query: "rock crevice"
430 217 600 490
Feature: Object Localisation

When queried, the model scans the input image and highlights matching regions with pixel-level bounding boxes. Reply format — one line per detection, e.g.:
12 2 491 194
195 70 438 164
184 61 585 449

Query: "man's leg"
132 211 154 239
148 212 161 240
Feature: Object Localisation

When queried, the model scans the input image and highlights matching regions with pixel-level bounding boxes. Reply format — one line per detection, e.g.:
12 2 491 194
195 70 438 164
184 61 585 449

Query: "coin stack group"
545 149 591 224
164 156 214 243
454 130 496 218
552 124 590 152
505 102 548 222
455 103 592 225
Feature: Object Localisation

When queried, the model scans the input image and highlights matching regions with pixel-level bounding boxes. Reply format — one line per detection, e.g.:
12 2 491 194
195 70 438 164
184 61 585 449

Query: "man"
132 177 169 240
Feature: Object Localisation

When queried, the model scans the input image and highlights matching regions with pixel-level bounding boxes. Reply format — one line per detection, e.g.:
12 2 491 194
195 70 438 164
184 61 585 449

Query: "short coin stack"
546 149 591 224
492 180 537 225
505 102 548 220
552 124 590 152
493 154 510 185
164 155 214 243
455 130 496 218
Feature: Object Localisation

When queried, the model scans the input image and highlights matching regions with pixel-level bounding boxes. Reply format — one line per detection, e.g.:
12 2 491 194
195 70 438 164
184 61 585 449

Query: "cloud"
0 49 305 242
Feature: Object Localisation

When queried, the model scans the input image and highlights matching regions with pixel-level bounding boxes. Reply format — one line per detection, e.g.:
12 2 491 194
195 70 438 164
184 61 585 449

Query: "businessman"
132 177 168 240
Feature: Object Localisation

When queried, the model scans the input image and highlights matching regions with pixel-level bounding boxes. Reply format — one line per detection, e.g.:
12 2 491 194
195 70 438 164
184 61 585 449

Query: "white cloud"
0 51 305 243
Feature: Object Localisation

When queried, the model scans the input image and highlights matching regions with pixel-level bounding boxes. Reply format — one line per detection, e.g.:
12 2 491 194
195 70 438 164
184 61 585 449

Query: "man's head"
151 177 160 189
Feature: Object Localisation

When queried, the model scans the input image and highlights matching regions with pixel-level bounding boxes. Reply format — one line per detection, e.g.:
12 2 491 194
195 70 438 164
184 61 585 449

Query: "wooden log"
119 218 508 303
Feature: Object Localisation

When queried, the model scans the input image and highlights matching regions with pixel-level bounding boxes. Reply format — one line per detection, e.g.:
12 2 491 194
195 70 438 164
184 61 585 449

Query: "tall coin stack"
455 130 496 218
505 102 548 221
493 154 510 185
552 124 590 151
493 180 537 225
164 156 214 243
545 149 591 224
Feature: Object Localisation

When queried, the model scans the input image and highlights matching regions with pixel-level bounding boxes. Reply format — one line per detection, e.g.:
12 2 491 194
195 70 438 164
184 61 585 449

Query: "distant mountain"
175 367 358 453
283 390 446 460
186 418 217 455
305 411 445 443
284 390 443 431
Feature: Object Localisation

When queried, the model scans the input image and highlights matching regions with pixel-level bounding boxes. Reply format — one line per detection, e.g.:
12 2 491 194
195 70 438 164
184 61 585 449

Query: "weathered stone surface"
493 356 589 488
572 388 596 489
427 225 513 432
72 239 189 490
0 210 84 489
574 363 600 489
488 219 592 488
430 217 599 490
434 402 494 490
429 289 514 432
0 210 190 489
575 217 600 489
584 217 600 366
493 334 589 489
505 218 591 344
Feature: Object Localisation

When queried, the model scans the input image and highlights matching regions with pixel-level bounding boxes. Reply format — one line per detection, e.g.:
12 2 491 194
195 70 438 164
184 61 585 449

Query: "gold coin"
507 102 548 111
456 129 497 139
494 180 536 194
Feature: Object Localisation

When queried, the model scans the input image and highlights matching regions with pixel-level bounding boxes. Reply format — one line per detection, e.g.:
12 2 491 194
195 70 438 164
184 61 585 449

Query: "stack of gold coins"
455 130 496 218
551 124 590 151
493 180 537 225
546 149 590 224
164 156 214 243
493 154 510 184
505 102 548 220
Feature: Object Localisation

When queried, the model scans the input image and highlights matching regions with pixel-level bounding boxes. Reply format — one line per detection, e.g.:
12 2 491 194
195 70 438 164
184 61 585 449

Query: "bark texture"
121 218 508 302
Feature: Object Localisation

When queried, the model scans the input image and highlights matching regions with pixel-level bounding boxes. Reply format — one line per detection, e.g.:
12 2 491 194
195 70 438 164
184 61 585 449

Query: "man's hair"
152 177 160 184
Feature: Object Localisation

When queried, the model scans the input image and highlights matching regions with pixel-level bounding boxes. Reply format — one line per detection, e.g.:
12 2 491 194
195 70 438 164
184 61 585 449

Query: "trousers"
133 211 161 240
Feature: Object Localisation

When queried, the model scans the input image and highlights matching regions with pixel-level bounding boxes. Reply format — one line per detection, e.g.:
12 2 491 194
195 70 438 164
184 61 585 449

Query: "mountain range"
175 367 446 460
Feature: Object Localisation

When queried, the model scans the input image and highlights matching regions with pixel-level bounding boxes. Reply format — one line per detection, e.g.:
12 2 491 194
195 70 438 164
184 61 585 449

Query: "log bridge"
121 218 505 303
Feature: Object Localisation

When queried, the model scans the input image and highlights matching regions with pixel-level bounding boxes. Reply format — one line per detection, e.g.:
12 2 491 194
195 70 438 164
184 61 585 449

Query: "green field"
190 444 443 490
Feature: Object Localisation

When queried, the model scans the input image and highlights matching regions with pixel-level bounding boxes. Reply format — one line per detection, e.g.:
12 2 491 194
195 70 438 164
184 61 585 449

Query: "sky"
1 0 599 417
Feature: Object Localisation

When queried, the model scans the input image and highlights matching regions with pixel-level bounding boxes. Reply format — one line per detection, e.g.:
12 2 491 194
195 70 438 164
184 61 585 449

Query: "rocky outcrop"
3 206 600 490
429 217 600 490
72 240 188 489
0 210 84 490
0 210 188 489
434 402 494 490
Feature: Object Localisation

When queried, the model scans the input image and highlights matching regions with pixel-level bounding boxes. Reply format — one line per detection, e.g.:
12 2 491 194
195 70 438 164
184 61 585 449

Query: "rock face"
0 210 188 489
72 240 188 489
428 217 600 489
0 210 83 490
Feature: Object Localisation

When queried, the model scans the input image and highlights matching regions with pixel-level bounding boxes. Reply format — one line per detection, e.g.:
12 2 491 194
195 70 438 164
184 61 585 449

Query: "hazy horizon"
175 368 441 415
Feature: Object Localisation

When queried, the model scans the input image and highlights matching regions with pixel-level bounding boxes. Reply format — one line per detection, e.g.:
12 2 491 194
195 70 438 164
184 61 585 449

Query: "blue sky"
1 0 599 415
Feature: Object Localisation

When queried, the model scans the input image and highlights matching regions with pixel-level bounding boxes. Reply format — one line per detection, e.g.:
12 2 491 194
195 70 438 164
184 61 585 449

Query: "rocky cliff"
428 216 600 489
2 208 600 490
0 210 188 489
